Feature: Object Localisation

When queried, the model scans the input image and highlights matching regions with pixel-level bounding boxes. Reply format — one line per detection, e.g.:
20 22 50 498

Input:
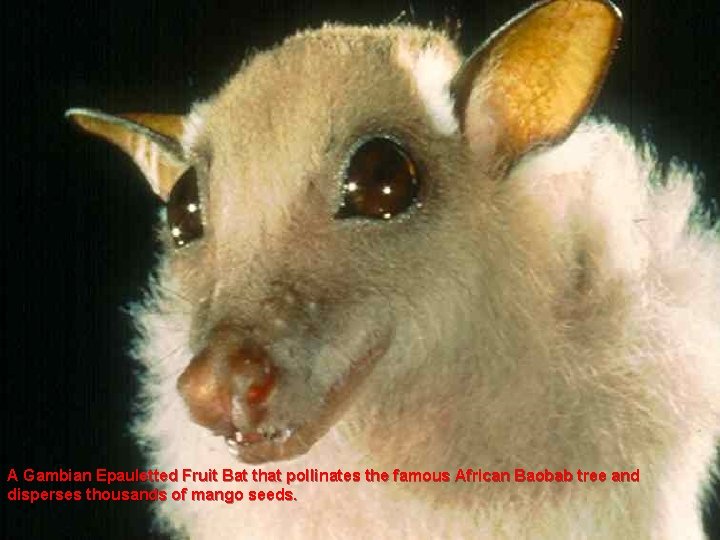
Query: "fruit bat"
66 0 720 537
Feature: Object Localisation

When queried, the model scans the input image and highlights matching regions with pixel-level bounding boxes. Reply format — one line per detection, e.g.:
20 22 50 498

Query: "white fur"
396 44 459 136
130 119 719 539
181 104 208 157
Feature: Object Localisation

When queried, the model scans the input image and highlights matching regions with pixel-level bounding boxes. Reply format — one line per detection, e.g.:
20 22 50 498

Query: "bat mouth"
222 332 392 464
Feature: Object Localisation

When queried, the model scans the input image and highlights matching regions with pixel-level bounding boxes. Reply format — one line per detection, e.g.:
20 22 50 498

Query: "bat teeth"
225 436 240 456
225 426 295 455
257 425 278 440
259 425 294 443
275 427 294 443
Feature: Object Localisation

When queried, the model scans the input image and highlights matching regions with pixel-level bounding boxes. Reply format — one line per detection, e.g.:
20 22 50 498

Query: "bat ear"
451 0 622 162
65 108 186 201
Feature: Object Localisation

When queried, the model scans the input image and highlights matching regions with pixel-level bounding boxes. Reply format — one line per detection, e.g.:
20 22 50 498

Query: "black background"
2 1 719 538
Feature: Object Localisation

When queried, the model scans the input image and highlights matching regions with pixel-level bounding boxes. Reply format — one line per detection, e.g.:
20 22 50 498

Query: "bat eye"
336 137 420 220
166 167 204 248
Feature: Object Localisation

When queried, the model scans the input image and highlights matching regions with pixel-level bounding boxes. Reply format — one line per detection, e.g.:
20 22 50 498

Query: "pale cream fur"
113 20 720 540
397 43 459 135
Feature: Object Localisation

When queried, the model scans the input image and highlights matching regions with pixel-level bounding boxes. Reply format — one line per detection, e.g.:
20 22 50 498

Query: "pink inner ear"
451 1 622 163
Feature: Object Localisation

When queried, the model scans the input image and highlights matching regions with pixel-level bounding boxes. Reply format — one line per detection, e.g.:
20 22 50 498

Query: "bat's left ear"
65 108 186 201
451 0 622 162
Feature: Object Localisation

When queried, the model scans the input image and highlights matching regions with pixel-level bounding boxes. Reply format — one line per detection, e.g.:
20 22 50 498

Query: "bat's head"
67 0 621 464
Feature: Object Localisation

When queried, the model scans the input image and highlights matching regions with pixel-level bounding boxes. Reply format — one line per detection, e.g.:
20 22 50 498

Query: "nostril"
228 343 277 421
246 372 276 405
177 335 278 435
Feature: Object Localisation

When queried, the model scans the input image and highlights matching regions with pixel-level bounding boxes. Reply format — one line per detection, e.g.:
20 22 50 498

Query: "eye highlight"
336 137 420 220
166 167 204 248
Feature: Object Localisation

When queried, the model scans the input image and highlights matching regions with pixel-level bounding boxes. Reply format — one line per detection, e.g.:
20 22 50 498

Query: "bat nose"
176 329 277 436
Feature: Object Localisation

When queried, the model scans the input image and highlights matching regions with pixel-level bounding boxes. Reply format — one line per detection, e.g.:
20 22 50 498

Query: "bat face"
156 9 621 464
66 1 720 537
69 0 623 464
168 28 471 463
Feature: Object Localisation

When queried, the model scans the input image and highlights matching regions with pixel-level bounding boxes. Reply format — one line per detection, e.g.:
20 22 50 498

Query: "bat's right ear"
451 0 622 163
65 108 186 201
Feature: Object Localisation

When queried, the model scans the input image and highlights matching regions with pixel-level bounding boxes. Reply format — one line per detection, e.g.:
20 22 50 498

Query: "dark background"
2 1 719 538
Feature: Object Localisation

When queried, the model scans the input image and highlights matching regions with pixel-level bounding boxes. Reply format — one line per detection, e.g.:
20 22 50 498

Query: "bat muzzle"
176 328 277 438
176 323 391 464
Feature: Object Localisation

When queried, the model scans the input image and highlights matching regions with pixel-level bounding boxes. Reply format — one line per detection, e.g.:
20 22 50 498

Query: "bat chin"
221 331 393 465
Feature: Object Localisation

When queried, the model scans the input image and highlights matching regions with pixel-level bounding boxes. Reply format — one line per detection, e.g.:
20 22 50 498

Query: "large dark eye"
336 137 420 220
166 167 203 248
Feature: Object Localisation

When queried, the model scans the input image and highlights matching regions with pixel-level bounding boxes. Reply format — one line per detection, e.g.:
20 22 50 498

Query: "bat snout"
176 329 277 438
176 317 393 464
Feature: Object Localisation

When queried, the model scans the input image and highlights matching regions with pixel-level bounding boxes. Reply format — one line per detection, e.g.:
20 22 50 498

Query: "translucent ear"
65 108 186 200
451 0 622 159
